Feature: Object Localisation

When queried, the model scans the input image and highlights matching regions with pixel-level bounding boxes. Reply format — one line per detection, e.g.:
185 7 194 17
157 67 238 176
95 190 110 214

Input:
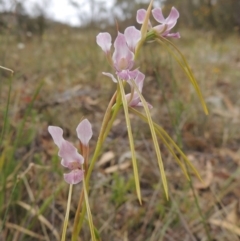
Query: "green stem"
75 95 123 239
82 174 96 241
0 178 18 233
71 90 122 241
186 164 213 241
0 76 12 146
102 92 122 141
61 184 73 241
86 89 121 185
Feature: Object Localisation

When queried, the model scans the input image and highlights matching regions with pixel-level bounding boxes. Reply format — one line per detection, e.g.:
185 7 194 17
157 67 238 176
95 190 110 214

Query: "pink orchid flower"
125 70 152 109
96 26 141 82
48 119 92 185
137 7 180 38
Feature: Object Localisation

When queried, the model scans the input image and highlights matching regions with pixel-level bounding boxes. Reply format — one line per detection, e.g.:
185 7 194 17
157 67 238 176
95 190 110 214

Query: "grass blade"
118 80 142 204
129 107 202 181
156 38 208 115
129 80 168 199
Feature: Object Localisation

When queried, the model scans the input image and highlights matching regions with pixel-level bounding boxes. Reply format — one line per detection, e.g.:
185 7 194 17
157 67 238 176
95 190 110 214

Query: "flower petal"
63 169 84 185
135 101 153 109
117 69 133 80
124 26 141 52
136 8 152 31
48 126 64 148
152 7 179 28
126 92 140 107
165 32 181 38
153 24 168 35
76 119 93 146
136 9 146 24
134 71 145 92
96 32 112 54
126 92 152 109
59 140 84 167
152 7 180 36
127 70 145 93
112 32 134 71
164 7 179 25
127 69 139 79
152 8 165 23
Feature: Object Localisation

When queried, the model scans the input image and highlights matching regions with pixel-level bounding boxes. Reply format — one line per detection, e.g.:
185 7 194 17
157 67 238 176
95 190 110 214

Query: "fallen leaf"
209 201 240 236
96 151 115 167
209 219 240 236
218 148 240 165
195 161 213 189
104 161 131 174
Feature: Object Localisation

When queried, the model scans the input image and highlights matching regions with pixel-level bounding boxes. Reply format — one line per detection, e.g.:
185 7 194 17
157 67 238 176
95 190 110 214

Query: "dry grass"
1 26 240 241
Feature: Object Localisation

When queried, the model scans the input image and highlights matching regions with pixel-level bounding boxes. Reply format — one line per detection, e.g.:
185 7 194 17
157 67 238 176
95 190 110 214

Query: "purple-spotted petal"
112 32 134 71
136 9 146 24
76 119 92 146
59 140 84 167
48 126 64 148
102 72 118 82
96 32 112 54
124 26 141 52
63 169 84 185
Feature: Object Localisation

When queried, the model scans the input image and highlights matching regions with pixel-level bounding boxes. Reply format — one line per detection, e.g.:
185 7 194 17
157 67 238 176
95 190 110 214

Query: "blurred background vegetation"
0 0 239 37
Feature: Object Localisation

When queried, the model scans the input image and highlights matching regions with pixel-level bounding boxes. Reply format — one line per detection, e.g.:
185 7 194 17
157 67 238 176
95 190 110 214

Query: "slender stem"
73 92 123 239
0 179 18 233
83 145 89 173
71 91 120 241
0 76 12 145
0 66 14 73
186 165 212 241
82 175 96 241
61 184 73 241
72 144 89 239
86 90 119 185
102 89 122 141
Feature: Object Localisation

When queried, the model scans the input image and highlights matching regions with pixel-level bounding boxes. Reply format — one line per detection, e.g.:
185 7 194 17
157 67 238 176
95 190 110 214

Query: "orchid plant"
48 1 208 240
